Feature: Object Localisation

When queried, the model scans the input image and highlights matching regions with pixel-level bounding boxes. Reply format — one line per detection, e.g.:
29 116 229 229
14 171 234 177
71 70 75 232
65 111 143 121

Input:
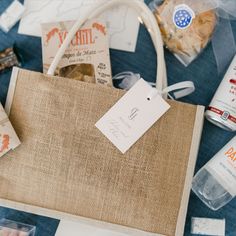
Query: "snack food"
41 19 112 86
152 0 217 66
59 64 95 83
0 47 21 72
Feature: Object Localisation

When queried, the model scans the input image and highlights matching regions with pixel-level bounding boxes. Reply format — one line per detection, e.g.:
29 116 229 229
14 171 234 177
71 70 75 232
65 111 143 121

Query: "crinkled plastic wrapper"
150 0 218 66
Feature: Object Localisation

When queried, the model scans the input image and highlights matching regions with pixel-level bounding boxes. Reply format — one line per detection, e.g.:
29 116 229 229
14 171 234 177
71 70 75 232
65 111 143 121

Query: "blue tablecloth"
0 0 235 235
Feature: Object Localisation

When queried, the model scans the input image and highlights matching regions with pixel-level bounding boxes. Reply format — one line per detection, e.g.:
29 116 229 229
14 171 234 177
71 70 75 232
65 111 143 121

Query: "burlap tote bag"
0 1 204 236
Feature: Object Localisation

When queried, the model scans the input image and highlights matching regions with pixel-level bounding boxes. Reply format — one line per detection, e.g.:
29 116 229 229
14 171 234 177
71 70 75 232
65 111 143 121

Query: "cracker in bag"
150 0 217 66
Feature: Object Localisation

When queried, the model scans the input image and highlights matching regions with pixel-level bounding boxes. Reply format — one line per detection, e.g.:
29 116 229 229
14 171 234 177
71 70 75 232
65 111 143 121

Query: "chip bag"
41 19 113 86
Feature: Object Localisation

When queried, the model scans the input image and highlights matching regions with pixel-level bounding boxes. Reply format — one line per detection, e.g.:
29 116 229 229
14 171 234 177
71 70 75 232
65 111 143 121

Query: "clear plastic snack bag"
149 0 236 67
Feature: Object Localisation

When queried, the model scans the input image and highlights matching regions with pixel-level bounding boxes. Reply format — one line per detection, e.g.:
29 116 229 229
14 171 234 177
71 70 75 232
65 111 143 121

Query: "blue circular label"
173 5 195 29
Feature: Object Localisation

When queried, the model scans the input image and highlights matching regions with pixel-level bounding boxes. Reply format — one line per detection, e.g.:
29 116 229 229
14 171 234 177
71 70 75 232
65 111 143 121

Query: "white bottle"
205 55 236 132
192 136 236 210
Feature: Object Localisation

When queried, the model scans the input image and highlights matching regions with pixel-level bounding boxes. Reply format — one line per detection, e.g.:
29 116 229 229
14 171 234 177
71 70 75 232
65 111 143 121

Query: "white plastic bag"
149 0 236 67
214 0 236 19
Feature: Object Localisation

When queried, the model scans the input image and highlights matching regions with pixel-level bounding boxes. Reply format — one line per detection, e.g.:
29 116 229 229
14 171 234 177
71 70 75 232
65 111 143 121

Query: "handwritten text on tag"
95 79 170 153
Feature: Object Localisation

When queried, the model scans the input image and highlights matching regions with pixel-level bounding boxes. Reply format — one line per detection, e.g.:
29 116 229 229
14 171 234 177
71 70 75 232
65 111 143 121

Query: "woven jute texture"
0 69 199 235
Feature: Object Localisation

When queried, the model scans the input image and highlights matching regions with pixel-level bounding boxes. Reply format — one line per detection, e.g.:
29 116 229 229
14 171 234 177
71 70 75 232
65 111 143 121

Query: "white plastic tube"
192 136 236 210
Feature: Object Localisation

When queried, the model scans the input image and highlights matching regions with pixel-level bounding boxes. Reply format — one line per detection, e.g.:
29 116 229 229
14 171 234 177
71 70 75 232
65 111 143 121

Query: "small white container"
192 136 236 210
0 0 25 33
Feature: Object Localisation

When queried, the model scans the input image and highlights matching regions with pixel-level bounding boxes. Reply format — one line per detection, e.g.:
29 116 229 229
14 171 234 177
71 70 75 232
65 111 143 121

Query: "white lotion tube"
192 136 236 210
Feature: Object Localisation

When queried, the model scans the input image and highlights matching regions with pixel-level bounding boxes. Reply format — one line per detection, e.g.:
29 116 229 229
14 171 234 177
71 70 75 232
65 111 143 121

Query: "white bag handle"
47 0 167 91
47 0 195 98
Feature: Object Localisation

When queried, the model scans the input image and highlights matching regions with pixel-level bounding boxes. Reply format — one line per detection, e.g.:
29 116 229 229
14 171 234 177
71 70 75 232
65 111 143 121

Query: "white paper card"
96 79 170 153
18 0 142 52
191 217 225 236
0 0 25 33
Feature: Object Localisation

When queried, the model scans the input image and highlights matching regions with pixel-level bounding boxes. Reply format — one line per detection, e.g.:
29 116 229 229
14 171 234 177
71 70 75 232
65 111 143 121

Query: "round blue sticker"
173 4 195 29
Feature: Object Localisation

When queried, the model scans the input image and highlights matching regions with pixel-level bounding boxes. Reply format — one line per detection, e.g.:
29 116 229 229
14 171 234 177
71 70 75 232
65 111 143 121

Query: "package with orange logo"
0 103 20 158
41 19 112 86
192 136 236 210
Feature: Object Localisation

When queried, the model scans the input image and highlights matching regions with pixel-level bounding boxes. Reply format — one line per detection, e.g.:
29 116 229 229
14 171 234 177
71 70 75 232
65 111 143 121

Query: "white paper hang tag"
96 79 170 153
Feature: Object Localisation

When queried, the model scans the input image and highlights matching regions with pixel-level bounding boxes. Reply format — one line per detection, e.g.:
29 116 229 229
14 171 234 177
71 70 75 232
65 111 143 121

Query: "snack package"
150 0 217 66
0 46 21 72
41 19 113 86
0 103 21 158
